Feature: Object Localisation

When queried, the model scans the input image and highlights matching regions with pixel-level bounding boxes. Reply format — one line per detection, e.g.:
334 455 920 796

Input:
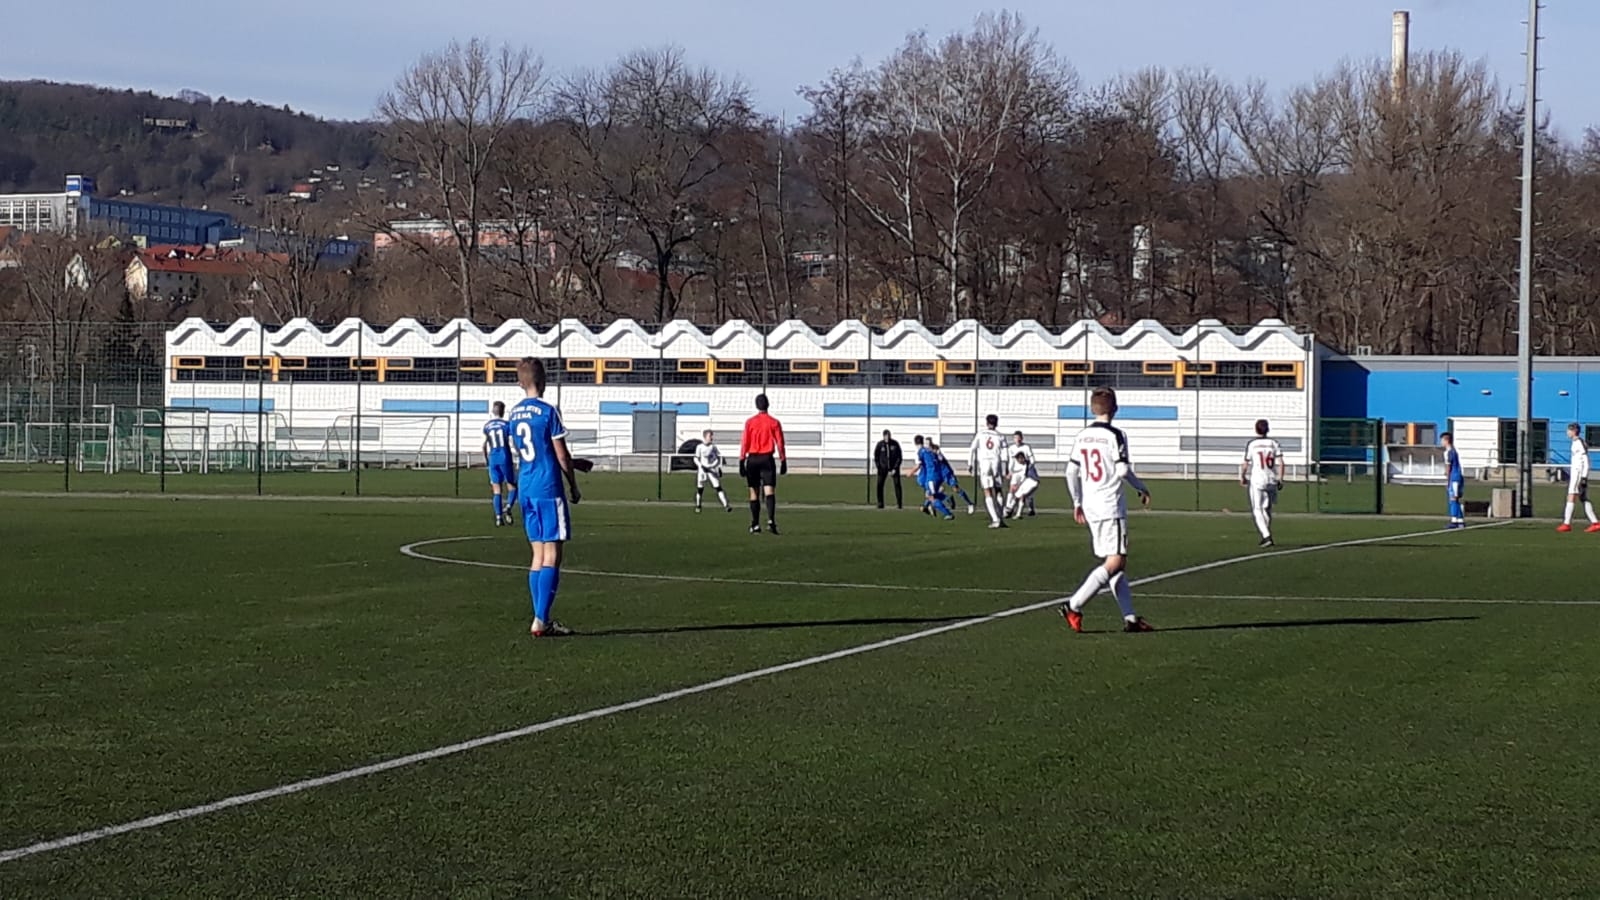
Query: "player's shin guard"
1109 572 1136 621
535 567 560 622
1067 566 1111 612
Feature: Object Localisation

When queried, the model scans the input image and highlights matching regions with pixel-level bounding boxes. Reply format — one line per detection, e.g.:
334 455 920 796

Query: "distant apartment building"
125 246 288 301
0 175 363 264
375 218 553 262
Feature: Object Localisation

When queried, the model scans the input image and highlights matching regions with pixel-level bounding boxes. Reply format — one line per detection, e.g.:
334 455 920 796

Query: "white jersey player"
693 430 732 513
1559 423 1599 532
1241 419 1285 547
1060 387 1153 634
1011 431 1038 516
1003 450 1040 519
968 414 1010 528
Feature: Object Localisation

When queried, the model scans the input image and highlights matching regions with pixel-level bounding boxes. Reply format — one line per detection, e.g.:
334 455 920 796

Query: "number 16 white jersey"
1243 437 1283 490
1066 421 1139 521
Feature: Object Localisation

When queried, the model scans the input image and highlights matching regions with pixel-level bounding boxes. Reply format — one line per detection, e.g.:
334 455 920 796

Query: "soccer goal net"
322 414 454 469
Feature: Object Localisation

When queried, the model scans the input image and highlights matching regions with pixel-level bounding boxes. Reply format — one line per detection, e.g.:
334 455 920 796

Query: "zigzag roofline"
166 317 1314 353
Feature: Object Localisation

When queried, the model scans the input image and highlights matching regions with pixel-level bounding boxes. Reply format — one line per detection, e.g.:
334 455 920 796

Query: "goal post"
1315 417 1384 514
324 414 453 470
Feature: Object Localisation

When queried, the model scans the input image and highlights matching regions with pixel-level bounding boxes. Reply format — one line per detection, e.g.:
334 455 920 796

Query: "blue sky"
7 1 1596 134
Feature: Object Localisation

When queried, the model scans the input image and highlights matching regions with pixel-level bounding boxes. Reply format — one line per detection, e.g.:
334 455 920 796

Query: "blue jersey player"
508 358 582 638
1441 431 1464 529
483 402 516 526
933 442 976 514
914 436 954 520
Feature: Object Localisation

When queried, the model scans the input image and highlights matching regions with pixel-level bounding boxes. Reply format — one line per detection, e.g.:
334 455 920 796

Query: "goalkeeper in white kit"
1241 418 1285 547
693 430 733 513
1060 387 1154 633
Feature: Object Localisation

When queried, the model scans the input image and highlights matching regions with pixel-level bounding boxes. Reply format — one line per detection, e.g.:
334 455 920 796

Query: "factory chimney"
1391 10 1410 100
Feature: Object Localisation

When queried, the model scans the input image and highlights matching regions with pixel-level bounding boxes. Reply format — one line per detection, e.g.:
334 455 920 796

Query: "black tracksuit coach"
874 431 903 508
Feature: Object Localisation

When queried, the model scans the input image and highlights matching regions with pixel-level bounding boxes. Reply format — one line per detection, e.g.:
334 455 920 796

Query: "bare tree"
377 38 547 319
798 63 870 320
555 47 755 321
16 234 122 380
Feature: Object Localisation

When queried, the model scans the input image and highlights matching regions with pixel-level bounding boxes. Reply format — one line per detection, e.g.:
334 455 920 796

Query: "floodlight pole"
1515 0 1540 518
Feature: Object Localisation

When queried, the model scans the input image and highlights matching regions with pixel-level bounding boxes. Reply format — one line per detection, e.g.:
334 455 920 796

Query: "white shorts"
1086 517 1128 558
697 469 722 489
1570 476 1589 500
1013 477 1039 498
979 468 1005 491
1250 483 1278 512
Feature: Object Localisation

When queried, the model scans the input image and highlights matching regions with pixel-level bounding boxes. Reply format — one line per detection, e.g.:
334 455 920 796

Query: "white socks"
1565 501 1575 525
1253 503 1272 540
984 493 1002 525
1572 501 1599 525
1067 567 1111 612
1110 572 1136 621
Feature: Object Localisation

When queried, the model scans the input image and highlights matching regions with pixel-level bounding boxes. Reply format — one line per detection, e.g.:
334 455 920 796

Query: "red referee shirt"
741 412 786 459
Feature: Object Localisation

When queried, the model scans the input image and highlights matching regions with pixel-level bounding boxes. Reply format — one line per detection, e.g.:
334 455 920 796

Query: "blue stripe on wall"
1057 405 1178 421
381 399 490 414
823 403 938 418
169 397 275 413
599 401 711 416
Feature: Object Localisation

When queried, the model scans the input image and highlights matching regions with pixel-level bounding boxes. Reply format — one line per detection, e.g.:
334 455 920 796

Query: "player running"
1060 387 1154 633
509 358 582 638
1003 450 1040 519
739 393 786 535
1558 423 1600 533
482 402 516 526
693 430 733 513
968 414 1010 528
1241 418 1284 547
933 442 977 515
1012 431 1038 516
1441 432 1465 529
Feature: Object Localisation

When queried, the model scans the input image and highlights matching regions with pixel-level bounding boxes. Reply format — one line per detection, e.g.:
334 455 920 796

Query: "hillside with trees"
0 80 389 210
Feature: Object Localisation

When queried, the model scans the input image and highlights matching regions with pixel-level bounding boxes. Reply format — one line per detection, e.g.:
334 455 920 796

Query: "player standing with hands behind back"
509 358 582 638
739 393 787 535
1241 419 1284 547
1060 387 1154 633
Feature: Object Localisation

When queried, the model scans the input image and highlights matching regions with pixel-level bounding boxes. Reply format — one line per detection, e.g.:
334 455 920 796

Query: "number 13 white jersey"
1066 422 1136 521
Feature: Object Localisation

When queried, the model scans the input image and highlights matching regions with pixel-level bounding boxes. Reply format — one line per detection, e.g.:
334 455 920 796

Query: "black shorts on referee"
745 453 778 489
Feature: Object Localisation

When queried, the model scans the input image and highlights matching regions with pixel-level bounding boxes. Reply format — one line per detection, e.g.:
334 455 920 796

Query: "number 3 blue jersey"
509 397 569 499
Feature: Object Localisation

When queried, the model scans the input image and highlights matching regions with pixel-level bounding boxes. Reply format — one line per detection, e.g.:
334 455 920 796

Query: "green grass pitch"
2 488 1598 896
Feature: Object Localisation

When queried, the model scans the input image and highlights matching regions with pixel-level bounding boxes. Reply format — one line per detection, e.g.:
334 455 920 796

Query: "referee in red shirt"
739 393 787 534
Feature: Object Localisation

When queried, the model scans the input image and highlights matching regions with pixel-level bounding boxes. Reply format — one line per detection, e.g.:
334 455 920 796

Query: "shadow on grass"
585 614 980 637
1155 615 1478 634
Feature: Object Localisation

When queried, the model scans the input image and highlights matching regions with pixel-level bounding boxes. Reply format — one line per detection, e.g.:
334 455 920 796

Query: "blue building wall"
1321 357 1600 461
88 197 238 246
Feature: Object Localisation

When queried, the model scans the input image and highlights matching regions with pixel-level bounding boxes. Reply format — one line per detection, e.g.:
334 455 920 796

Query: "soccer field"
3 494 1598 896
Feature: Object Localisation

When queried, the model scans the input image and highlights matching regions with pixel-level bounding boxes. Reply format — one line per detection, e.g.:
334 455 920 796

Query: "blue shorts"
488 458 514 485
522 496 572 543
923 479 944 496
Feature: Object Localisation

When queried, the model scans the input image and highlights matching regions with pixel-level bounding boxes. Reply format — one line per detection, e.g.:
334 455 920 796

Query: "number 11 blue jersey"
508 397 569 500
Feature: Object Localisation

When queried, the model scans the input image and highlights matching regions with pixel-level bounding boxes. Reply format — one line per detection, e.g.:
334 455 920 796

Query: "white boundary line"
0 519 1511 866
400 536 1053 595
1143 592 1600 607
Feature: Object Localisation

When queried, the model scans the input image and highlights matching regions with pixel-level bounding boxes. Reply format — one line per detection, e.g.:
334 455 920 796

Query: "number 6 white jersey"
1066 421 1144 521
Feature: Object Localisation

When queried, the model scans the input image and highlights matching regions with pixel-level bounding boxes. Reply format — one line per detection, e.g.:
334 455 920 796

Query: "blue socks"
530 567 561 621
493 494 503 519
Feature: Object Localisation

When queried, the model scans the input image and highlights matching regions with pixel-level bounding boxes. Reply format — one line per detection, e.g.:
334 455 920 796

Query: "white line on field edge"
1142 592 1600 607
0 519 1512 866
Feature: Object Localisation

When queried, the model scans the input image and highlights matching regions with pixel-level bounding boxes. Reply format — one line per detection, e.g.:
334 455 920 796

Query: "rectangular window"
1497 418 1549 464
